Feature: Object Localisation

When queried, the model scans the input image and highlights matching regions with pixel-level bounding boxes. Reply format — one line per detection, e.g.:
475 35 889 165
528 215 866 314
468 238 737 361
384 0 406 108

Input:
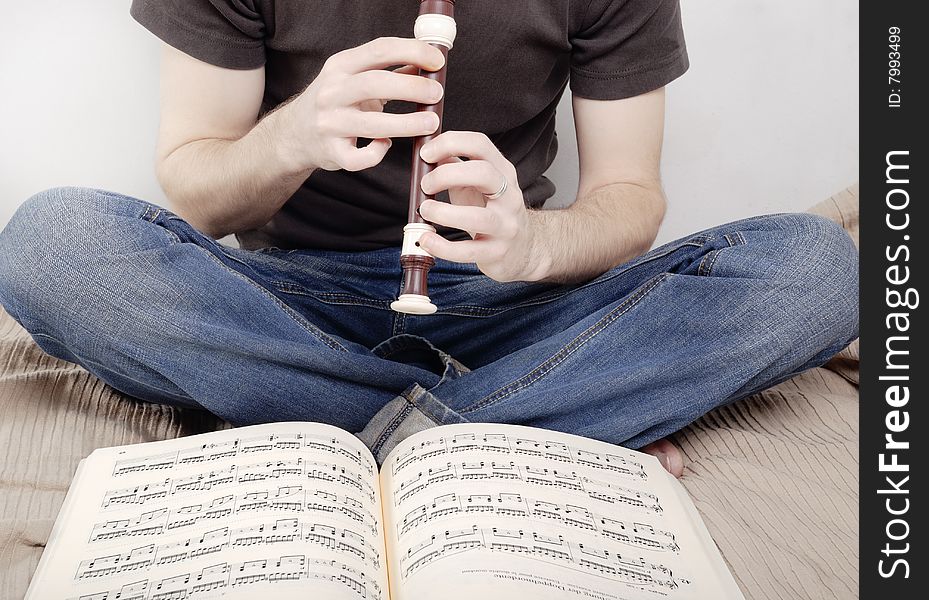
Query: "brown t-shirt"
130 0 688 251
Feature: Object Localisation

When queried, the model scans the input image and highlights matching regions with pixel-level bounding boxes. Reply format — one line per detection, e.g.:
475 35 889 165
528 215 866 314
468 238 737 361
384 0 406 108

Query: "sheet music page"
26 422 388 600
379 423 744 600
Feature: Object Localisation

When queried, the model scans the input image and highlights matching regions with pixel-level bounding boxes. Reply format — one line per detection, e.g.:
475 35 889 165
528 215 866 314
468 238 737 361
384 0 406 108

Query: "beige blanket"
0 186 859 599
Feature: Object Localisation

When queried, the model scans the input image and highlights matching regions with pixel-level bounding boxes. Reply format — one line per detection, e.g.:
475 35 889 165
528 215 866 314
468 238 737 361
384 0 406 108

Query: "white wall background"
0 1 858 245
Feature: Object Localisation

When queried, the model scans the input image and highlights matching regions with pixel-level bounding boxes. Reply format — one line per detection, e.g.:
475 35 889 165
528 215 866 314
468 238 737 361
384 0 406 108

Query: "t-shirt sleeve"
130 0 266 69
570 0 689 100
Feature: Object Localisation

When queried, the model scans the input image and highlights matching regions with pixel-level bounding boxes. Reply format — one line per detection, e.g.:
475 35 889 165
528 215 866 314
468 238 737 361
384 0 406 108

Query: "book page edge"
667 474 746 600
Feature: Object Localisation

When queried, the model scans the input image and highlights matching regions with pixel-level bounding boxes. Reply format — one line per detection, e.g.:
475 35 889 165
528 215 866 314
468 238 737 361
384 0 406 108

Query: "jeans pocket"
271 283 393 310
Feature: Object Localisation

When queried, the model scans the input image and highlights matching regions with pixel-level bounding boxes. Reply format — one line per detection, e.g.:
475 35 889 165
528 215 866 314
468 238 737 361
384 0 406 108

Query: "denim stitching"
704 231 746 278
31 333 197 406
438 241 704 317
269 241 705 316
160 227 182 244
141 214 345 350
197 250 349 353
372 400 417 456
697 252 714 277
140 205 155 222
461 273 671 413
703 250 722 277
271 284 391 310
408 389 451 426
150 213 182 244
392 311 407 336
704 232 745 277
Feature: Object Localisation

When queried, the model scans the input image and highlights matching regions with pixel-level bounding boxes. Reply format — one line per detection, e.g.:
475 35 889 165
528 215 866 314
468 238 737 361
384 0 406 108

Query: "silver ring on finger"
484 175 508 200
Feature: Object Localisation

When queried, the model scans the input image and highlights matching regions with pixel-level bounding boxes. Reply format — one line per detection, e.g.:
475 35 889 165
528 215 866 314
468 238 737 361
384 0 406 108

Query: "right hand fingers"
326 37 445 74
326 70 444 107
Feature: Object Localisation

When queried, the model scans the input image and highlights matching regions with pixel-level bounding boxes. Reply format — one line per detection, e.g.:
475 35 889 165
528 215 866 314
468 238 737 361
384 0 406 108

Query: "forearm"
528 181 666 284
156 107 312 238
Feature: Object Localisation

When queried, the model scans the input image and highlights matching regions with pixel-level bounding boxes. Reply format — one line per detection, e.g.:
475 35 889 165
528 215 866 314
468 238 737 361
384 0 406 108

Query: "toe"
640 438 685 478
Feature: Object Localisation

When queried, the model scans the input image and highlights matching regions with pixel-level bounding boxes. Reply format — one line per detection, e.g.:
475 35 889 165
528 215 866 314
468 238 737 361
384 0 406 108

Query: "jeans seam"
437 241 704 317
701 250 721 277
460 272 671 414
271 284 391 310
143 213 349 353
407 386 455 424
272 240 703 318
703 232 747 277
30 332 197 406
392 311 407 336
197 248 349 353
371 400 416 456
145 208 184 245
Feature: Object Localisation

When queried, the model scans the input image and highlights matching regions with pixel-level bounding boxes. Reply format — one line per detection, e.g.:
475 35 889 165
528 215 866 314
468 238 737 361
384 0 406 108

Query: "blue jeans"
0 187 858 462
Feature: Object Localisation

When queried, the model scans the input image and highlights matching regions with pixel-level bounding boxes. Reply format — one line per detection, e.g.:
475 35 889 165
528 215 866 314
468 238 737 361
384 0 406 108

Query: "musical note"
112 432 375 478
44 424 726 600
80 517 382 580
378 426 707 598
391 433 647 480
101 458 376 510
398 525 686 591
396 492 678 551
393 461 662 514
68 555 384 600
90 486 379 543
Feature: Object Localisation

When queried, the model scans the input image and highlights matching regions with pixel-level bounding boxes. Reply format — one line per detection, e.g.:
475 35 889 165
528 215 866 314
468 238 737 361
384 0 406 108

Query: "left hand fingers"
421 160 510 199
420 131 515 177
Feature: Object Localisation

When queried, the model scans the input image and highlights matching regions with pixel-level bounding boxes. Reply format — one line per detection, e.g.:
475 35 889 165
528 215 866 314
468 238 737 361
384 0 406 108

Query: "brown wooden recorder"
390 0 457 316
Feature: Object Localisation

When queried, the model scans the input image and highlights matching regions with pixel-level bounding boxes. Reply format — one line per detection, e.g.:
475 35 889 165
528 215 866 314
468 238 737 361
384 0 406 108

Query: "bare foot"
640 438 685 478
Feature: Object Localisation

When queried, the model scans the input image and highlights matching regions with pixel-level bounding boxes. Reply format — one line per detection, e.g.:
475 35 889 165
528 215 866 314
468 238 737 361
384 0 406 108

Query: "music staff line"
391 432 648 480
393 460 662 514
102 457 377 510
399 525 687 591
78 518 382 581
90 486 380 543
69 555 383 600
398 491 678 553
112 432 375 478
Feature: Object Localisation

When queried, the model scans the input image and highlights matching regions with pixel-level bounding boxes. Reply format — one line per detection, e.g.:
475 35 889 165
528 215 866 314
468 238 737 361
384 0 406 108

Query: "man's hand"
416 132 547 283
157 37 447 237
274 37 447 174
418 90 669 285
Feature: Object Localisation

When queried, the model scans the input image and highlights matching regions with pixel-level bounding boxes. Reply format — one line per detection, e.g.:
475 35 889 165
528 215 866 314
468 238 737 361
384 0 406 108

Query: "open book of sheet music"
26 422 745 600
